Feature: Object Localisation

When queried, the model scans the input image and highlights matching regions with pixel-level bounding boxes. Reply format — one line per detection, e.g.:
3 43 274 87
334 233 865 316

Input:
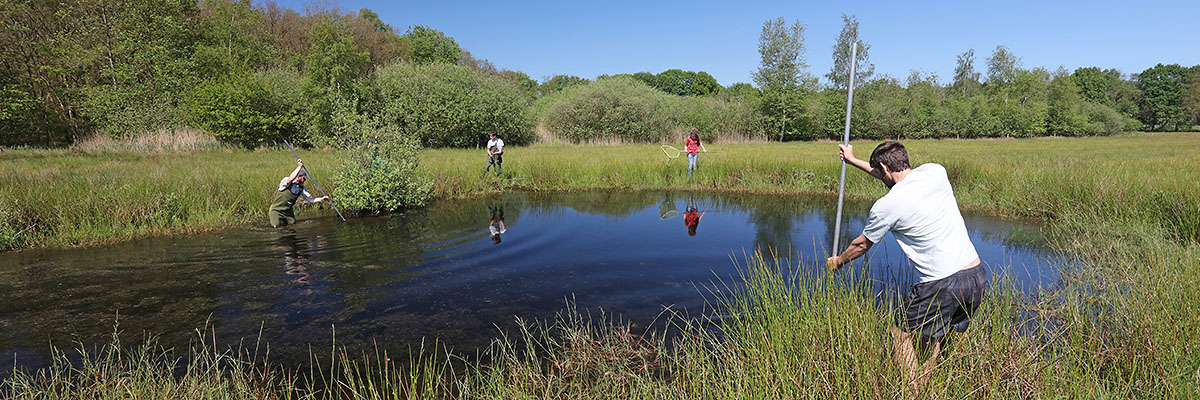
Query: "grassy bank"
2 133 1199 397
0 148 339 250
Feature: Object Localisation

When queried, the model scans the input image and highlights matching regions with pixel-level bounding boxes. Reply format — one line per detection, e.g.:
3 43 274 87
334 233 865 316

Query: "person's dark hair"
869 141 910 173
688 128 701 144
489 130 498 138
492 234 501 244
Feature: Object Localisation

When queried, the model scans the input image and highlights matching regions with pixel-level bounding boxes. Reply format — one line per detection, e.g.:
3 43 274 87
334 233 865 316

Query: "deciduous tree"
952 49 981 96
1137 63 1189 130
826 14 873 90
753 17 812 141
405 25 461 65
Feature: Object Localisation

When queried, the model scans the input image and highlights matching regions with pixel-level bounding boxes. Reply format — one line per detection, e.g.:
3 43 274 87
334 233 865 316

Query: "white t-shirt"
862 163 979 283
487 138 504 153
489 223 506 236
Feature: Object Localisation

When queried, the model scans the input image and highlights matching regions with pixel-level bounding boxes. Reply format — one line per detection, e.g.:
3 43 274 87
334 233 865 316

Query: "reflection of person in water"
684 199 706 236
488 203 506 244
279 231 315 291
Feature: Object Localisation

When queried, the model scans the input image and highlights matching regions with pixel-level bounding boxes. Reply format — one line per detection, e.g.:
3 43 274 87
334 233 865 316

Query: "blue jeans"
687 153 698 178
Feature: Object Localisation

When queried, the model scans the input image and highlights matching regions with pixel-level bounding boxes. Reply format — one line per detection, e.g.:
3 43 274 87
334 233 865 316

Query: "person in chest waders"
483 130 504 177
270 159 329 228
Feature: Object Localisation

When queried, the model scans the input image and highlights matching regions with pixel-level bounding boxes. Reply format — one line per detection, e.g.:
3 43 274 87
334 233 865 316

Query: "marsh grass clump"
1 327 296 400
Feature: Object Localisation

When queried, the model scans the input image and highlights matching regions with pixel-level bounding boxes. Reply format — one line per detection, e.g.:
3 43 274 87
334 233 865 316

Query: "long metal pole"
832 42 858 255
283 140 346 221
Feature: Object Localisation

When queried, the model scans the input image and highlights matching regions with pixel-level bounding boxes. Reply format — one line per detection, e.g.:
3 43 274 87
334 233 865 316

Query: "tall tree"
952 49 981 96
537 75 588 96
194 0 275 80
753 17 811 141
351 8 407 67
826 14 873 90
1137 63 1190 130
76 0 200 137
651 69 721 96
986 45 1020 86
0 0 79 144
305 18 368 93
303 17 368 139
258 0 309 66
753 17 808 90
1046 68 1087 136
405 25 461 64
1183 66 1200 129
1072 67 1115 106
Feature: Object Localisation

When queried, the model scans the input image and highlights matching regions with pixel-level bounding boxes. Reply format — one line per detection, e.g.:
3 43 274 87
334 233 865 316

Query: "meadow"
1 132 1198 398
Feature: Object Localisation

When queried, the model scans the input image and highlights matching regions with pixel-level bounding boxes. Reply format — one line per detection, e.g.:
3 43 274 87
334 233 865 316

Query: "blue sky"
271 0 1199 87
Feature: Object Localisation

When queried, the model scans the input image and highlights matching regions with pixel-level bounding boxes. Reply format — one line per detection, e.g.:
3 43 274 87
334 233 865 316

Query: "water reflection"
683 195 707 236
277 230 325 290
487 200 507 245
0 190 1066 374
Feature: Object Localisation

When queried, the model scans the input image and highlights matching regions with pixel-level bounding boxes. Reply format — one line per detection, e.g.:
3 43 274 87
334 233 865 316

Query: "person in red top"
684 128 708 178
684 197 706 236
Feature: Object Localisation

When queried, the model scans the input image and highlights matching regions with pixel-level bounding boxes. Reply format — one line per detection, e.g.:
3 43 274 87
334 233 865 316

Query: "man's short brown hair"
869 141 910 172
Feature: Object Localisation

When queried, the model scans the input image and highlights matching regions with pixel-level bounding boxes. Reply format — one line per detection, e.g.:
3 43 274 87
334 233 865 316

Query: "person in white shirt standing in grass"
826 141 988 391
483 130 504 178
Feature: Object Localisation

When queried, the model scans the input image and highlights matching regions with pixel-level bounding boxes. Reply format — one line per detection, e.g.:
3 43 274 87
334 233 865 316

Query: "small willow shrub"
333 131 433 213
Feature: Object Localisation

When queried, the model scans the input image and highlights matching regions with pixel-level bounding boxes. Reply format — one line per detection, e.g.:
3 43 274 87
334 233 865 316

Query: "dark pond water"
0 190 1065 372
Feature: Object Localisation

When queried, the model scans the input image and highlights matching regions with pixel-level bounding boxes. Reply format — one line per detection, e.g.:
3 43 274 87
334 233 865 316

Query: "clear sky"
270 0 1199 87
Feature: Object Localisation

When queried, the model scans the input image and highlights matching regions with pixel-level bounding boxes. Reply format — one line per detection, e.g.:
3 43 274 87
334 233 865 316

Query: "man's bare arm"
839 144 885 181
826 234 874 271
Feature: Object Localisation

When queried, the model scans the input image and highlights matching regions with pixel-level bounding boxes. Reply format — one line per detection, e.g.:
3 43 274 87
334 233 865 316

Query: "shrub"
332 124 433 212
371 62 533 148
660 96 763 141
537 77 764 143
1082 102 1136 135
187 74 302 148
539 77 671 143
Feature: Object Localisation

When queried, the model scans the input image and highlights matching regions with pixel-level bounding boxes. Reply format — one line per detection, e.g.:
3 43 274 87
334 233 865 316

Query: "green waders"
269 186 302 227
484 148 503 177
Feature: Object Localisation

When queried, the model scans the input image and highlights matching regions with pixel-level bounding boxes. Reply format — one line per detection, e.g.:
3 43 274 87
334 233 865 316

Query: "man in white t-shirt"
826 141 987 388
483 130 504 177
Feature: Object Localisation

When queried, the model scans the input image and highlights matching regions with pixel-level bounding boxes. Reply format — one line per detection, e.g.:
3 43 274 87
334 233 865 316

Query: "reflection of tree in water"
526 191 660 217
820 196 871 254
745 198 797 257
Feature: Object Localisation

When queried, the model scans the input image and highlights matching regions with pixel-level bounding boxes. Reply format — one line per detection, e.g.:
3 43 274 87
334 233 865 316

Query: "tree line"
748 15 1199 141
1 3 1198 148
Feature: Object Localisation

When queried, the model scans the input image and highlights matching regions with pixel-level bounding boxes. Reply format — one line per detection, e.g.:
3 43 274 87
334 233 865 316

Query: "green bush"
539 77 671 143
1080 102 1137 135
538 77 763 143
661 95 762 141
370 62 533 148
332 124 433 212
187 74 302 148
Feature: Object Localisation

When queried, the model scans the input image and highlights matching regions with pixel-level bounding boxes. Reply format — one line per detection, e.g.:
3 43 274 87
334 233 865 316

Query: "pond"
0 190 1066 372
